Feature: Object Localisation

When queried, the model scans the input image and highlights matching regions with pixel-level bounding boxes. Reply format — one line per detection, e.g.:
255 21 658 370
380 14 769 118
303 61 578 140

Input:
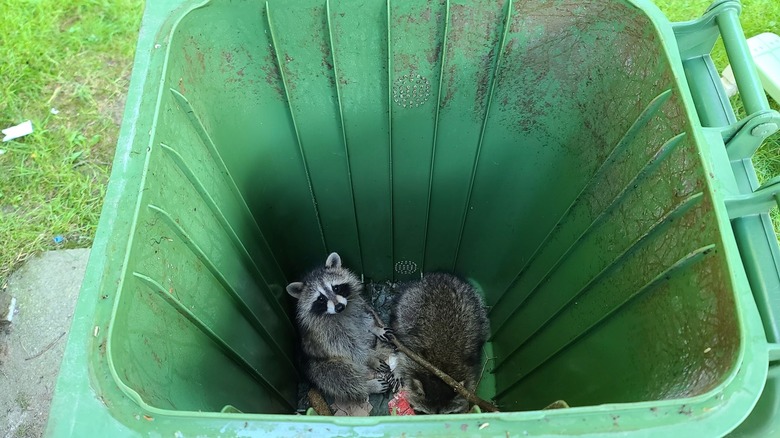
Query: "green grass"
655 0 780 229
0 0 144 285
14 392 30 411
0 1 778 286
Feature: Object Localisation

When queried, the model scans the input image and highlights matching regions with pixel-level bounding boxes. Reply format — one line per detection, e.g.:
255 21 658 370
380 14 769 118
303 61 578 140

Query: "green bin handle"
673 0 780 160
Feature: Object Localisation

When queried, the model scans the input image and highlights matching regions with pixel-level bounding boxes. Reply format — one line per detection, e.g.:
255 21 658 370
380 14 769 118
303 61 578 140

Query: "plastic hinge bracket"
721 110 780 160
674 0 780 158
725 175 780 219
769 343 780 362
672 0 735 61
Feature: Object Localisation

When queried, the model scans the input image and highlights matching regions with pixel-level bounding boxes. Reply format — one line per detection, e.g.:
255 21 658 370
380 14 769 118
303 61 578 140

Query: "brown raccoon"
390 272 489 414
287 252 393 402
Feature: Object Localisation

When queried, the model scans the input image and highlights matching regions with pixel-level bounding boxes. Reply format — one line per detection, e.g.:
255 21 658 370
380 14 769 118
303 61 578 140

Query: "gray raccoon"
390 272 489 414
287 252 393 402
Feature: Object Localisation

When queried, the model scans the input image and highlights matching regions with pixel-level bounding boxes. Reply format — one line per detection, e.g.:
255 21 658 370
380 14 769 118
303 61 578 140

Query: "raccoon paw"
367 378 390 394
377 327 395 343
385 374 402 393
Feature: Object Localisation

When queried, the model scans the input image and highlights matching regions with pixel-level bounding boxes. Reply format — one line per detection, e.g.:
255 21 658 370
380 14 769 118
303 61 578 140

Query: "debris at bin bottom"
388 390 415 416
543 400 571 410
331 398 373 417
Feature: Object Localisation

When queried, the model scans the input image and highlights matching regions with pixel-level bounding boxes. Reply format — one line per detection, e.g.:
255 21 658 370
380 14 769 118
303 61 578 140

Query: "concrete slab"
0 249 90 438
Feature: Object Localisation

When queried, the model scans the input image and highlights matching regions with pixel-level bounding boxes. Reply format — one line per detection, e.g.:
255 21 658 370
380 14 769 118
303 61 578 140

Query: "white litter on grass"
50 108 59 115
0 149 5 155
2 120 33 142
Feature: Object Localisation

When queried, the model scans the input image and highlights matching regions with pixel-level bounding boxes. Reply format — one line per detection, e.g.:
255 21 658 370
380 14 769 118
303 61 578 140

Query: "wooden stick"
307 388 333 416
389 338 499 413
25 331 66 361
368 308 499 413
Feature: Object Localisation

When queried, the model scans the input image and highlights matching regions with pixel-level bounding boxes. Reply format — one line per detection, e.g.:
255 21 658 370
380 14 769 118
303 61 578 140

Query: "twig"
476 356 496 389
367 306 386 328
47 86 62 105
19 340 31 357
307 388 332 416
25 331 66 361
390 339 499 413
368 307 499 413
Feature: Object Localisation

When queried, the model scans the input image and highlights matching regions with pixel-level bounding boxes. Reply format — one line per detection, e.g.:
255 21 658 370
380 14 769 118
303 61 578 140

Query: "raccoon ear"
325 252 342 269
286 282 305 299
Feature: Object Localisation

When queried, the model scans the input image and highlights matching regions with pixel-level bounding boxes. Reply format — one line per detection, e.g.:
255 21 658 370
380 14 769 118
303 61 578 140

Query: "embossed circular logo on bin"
394 260 418 274
392 75 431 108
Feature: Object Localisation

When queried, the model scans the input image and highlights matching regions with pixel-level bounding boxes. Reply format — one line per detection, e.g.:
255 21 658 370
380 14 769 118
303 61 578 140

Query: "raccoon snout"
334 303 345 313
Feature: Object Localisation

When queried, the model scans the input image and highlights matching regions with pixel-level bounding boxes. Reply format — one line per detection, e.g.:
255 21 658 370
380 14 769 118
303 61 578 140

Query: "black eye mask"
332 283 351 296
309 293 329 315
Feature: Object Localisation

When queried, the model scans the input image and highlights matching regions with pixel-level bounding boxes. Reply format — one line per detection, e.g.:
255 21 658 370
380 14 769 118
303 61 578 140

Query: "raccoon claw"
392 378 402 393
378 373 403 394
378 328 395 343
367 378 389 394
385 374 402 393
376 361 391 373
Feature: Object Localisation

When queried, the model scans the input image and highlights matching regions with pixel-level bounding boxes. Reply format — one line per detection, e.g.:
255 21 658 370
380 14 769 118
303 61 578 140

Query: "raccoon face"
308 284 349 315
406 373 469 415
287 252 358 316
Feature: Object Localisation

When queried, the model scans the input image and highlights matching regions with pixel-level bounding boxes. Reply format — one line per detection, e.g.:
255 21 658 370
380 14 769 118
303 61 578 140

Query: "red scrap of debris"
388 390 415 416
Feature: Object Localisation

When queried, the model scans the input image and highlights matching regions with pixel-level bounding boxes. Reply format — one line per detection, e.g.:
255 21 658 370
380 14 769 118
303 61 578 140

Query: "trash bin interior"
109 0 740 414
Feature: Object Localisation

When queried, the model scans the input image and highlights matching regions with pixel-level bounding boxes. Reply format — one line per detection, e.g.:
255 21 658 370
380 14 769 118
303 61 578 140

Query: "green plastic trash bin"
46 0 780 436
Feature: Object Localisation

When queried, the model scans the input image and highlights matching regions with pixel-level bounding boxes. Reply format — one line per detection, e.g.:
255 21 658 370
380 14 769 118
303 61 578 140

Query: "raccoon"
390 272 489 414
287 252 393 403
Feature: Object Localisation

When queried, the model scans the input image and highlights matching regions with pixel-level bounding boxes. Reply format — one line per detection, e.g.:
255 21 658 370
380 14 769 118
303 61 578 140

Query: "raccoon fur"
390 272 489 414
287 252 393 402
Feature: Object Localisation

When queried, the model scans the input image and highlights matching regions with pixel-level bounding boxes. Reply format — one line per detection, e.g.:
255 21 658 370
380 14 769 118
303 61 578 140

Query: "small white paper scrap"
2 120 33 142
